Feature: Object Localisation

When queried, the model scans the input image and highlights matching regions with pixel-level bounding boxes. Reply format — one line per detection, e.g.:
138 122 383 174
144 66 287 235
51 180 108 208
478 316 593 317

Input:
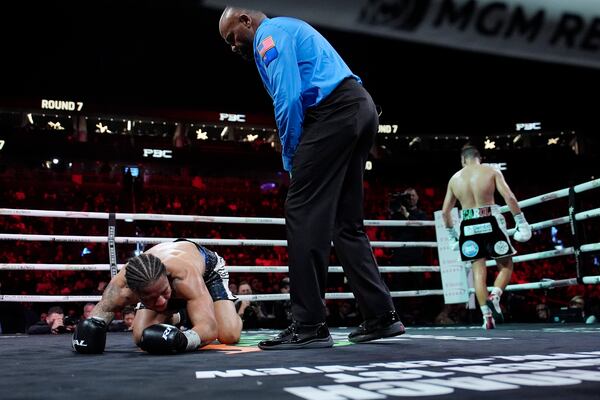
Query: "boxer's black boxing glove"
72 317 107 354
139 324 201 354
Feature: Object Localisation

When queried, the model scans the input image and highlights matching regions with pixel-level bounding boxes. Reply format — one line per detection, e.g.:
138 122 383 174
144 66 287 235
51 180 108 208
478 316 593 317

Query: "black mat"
1 324 599 400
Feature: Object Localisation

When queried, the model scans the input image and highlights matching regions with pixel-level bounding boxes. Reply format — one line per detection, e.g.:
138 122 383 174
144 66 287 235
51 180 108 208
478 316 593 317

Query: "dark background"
1 0 599 136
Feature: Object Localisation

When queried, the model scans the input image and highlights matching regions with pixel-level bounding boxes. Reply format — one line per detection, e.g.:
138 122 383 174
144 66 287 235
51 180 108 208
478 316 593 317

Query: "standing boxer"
442 145 532 329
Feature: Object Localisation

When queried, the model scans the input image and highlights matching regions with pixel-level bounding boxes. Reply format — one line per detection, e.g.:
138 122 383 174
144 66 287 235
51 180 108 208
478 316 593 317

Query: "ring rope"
485 242 600 267
0 208 433 227
1 208 597 245
1 242 598 303
0 264 440 273
498 178 600 213
1 240 598 272
505 208 600 235
5 275 600 303
0 234 438 248
482 275 600 292
0 289 445 303
1 179 597 224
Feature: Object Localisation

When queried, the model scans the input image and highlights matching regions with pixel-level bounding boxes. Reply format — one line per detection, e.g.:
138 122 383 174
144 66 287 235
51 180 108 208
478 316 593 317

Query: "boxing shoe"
258 321 333 350
482 314 496 330
348 310 406 343
486 294 504 323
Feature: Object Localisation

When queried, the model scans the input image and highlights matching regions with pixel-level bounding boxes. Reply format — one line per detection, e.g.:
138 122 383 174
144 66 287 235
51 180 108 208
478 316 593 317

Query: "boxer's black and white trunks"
458 205 516 262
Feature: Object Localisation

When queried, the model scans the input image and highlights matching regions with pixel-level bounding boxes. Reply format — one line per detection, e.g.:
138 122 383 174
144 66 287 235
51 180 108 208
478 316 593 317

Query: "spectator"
389 187 429 282
27 306 75 334
109 306 136 332
568 295 586 322
328 300 360 327
235 281 267 329
272 277 292 328
80 302 95 321
535 302 550 323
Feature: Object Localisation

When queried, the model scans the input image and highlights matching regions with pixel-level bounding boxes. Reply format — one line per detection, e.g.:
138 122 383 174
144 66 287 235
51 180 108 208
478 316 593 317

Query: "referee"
219 7 405 349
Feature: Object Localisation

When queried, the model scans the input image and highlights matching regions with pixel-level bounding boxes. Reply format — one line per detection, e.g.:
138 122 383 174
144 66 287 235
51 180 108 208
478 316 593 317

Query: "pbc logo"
484 162 507 171
359 0 431 32
143 149 173 159
219 113 246 123
516 122 542 131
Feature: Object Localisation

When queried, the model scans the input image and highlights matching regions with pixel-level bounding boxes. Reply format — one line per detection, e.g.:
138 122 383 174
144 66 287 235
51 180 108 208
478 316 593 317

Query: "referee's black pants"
286 78 395 324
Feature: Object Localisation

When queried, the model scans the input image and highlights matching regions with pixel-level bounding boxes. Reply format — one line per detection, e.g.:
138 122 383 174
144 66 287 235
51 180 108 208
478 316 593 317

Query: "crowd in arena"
0 165 598 333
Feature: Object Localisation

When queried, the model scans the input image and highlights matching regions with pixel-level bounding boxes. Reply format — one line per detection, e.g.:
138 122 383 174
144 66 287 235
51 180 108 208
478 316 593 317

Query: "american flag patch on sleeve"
257 36 278 66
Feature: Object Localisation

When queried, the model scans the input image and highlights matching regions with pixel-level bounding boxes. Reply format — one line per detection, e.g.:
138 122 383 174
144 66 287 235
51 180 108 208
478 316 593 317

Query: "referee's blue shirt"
254 17 360 172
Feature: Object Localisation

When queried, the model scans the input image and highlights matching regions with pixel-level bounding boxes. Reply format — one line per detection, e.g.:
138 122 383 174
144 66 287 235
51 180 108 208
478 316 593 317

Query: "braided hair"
124 253 166 291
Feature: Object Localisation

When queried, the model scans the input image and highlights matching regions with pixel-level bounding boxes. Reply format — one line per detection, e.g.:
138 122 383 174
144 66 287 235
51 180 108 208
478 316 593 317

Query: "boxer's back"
146 240 206 277
451 164 497 209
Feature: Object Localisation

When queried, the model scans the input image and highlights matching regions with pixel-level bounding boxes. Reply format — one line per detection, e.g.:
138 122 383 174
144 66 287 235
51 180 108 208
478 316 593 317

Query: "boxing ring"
1 178 599 399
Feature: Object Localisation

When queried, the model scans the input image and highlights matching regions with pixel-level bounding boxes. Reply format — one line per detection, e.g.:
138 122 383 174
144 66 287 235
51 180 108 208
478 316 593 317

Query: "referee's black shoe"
258 321 333 350
348 310 405 343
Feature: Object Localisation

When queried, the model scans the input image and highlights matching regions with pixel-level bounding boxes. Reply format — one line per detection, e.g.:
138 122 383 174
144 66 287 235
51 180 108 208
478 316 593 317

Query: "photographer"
388 188 432 323
389 188 427 222
27 306 75 334
389 188 428 280
235 281 268 329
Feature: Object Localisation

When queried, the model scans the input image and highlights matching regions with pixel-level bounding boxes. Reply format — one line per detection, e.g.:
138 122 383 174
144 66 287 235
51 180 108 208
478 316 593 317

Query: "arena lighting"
408 137 421 147
365 161 373 171
246 134 258 142
513 134 522 143
47 121 64 130
52 158 59 165
484 139 496 149
95 123 111 133
27 113 34 124
548 137 560 145
551 226 564 250
196 129 208 140
220 127 229 138
127 121 132 131
260 182 277 192
0 140 5 151
124 166 139 177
